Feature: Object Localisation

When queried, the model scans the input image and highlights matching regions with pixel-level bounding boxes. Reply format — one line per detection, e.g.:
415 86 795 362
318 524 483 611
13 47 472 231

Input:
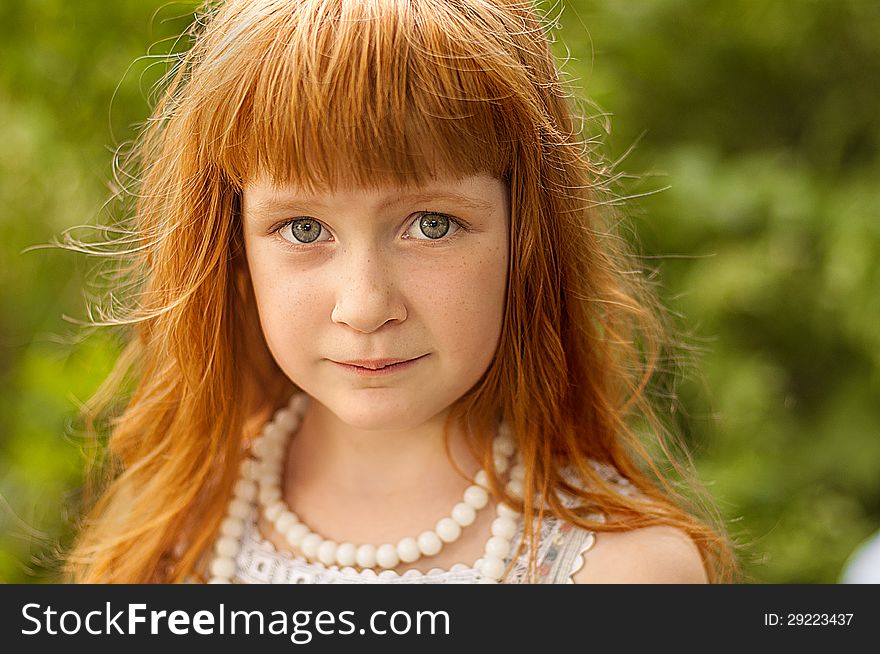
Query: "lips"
338 356 423 370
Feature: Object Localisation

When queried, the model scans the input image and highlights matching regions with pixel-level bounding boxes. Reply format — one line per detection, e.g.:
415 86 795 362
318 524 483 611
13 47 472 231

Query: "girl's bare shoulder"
572 523 708 584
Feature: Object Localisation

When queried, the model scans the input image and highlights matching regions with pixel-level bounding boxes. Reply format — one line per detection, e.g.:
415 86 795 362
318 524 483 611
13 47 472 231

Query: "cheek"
415 244 508 356
246 251 325 359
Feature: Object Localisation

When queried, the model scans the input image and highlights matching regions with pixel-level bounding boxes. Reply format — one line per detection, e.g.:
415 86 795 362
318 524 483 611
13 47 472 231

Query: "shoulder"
572 524 708 584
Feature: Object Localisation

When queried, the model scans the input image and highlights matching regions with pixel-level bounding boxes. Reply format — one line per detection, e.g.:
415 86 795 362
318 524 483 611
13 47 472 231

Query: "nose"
330 249 407 333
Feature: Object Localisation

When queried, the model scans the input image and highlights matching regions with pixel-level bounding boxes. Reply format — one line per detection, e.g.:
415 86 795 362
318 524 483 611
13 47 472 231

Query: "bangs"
184 0 549 191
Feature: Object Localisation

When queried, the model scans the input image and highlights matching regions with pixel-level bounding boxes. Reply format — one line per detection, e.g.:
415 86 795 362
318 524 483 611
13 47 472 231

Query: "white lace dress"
228 461 635 584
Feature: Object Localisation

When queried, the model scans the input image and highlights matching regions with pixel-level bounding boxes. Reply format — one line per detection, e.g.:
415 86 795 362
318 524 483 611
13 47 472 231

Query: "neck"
284 399 480 504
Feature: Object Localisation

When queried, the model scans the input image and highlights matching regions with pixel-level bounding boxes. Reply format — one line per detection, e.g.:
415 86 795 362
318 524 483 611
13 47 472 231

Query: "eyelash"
270 212 470 252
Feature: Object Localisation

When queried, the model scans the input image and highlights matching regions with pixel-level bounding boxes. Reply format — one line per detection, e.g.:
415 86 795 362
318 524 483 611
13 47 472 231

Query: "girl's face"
242 173 509 431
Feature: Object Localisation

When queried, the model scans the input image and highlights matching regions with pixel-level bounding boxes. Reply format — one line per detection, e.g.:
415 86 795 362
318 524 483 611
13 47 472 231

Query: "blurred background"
1 0 878 583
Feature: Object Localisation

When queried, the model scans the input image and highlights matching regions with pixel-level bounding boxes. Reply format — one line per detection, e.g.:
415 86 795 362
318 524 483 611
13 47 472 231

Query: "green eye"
418 213 451 239
290 219 322 243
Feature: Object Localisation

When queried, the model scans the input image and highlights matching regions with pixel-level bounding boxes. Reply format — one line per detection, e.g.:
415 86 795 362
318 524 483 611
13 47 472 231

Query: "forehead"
242 172 504 214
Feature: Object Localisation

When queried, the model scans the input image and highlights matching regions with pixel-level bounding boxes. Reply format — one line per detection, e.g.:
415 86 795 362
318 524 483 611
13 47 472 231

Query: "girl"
63 0 739 583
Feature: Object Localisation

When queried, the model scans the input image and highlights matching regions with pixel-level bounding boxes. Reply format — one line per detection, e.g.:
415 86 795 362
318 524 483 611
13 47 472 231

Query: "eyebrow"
249 190 495 217
379 191 495 212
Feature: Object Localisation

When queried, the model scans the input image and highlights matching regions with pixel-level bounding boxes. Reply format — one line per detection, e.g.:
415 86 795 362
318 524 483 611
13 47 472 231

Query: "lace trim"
561 460 637 583
563 522 598 584
229 458 633 584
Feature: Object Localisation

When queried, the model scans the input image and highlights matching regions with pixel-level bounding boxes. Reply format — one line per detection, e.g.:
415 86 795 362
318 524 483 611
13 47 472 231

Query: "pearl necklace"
207 393 525 584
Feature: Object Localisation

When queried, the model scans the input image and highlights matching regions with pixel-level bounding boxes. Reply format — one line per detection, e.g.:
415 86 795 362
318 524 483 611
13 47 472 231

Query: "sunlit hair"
63 0 739 582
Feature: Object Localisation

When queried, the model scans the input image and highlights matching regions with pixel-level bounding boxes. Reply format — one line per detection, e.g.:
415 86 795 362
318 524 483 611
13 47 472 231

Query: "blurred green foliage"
1 0 877 583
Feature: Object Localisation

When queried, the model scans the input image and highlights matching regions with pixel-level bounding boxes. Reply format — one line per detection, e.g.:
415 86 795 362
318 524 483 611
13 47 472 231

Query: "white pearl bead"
257 454 281 474
494 454 509 474
215 536 241 559
262 443 286 465
317 540 338 566
233 479 257 502
491 516 517 540
263 500 285 522
251 437 267 458
355 544 377 568
417 531 442 556
239 458 257 480
376 544 400 569
474 470 490 488
451 502 476 527
259 466 283 487
300 533 322 559
479 555 506 580
289 393 308 415
266 425 287 444
227 498 250 520
493 435 515 457
336 542 357 567
396 537 420 563
260 428 285 450
280 410 301 434
209 556 236 578
510 464 525 482
285 523 310 547
258 487 282 508
435 518 461 543
207 577 230 584
485 535 510 559
506 479 524 499
497 502 520 519
220 517 244 539
262 423 283 442
492 517 516 540
275 511 299 534
257 464 281 481
463 485 489 509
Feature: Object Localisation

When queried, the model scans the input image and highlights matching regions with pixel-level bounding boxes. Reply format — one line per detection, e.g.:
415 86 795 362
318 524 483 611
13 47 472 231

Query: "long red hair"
63 0 739 583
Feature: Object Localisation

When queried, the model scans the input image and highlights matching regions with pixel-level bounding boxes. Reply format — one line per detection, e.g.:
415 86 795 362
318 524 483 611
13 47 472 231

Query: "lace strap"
511 460 634 584
545 517 601 583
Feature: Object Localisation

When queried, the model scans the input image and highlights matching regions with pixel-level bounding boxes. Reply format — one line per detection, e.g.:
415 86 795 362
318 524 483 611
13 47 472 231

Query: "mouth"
332 354 427 375
338 355 424 369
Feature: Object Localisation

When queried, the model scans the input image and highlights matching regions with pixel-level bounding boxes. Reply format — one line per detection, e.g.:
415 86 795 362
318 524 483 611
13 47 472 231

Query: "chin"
339 404 421 432
327 392 439 432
